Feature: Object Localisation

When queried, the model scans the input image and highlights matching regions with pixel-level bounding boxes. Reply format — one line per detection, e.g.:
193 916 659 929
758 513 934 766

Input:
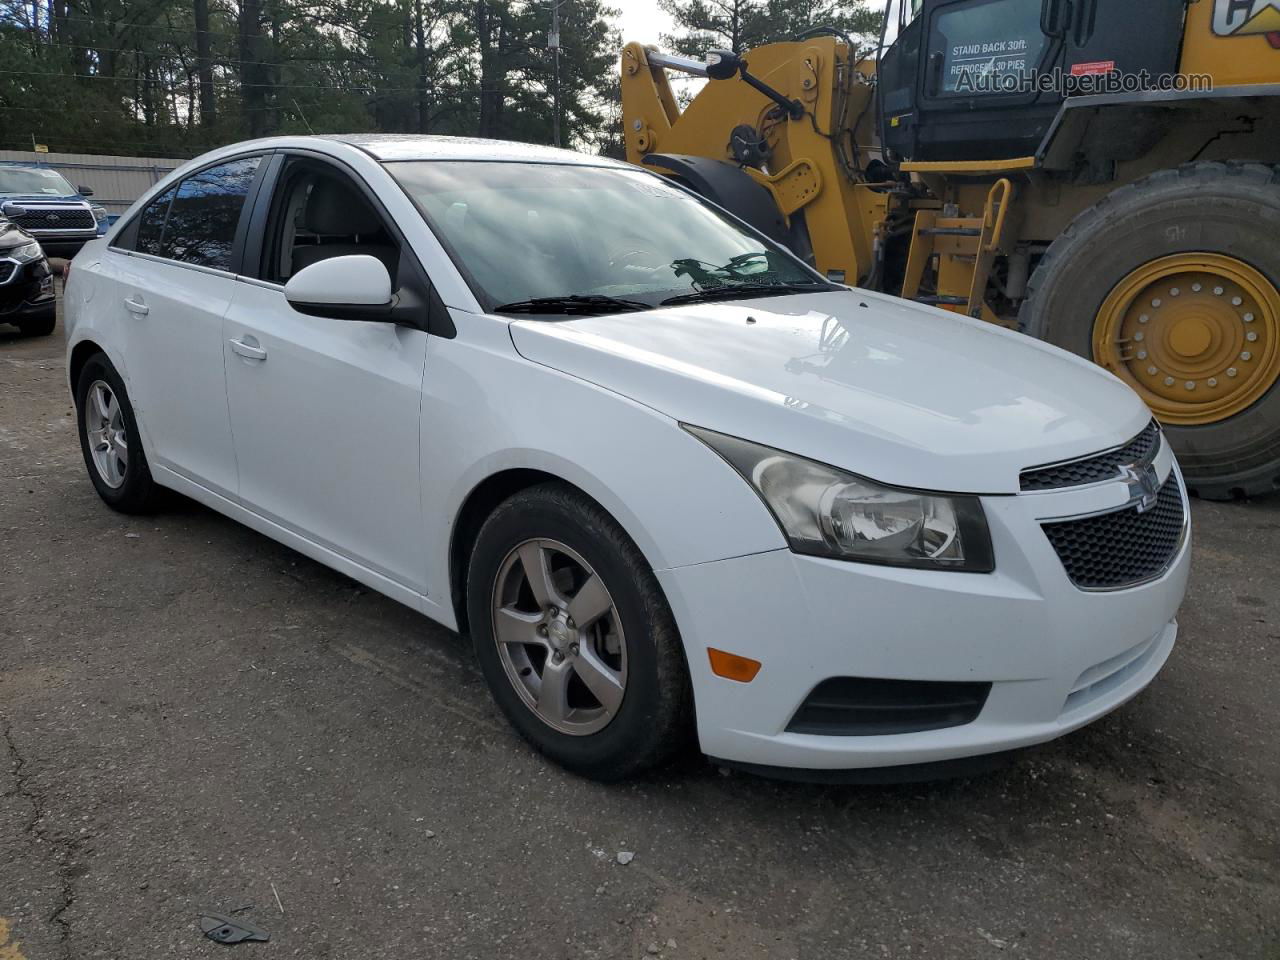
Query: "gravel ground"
1 303 1278 960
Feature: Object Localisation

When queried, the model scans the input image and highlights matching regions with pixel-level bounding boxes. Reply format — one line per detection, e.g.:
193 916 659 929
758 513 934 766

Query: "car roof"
322 134 631 167
142 135 640 211
197 133 627 168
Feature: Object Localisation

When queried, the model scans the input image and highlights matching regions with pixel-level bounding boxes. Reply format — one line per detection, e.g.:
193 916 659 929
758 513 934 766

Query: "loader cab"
877 0 1188 163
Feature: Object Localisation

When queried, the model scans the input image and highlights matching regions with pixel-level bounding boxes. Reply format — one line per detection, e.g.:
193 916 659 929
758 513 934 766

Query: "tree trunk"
269 2 283 132
195 0 217 126
414 0 429 133
239 0 269 137
29 0 41 53
475 0 507 138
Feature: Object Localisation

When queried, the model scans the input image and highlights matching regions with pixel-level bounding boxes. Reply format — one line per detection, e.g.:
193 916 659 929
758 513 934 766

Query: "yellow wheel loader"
620 0 1280 499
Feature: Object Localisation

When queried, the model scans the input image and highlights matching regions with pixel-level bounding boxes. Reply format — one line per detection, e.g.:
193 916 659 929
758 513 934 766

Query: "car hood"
0 192 82 202
507 290 1151 494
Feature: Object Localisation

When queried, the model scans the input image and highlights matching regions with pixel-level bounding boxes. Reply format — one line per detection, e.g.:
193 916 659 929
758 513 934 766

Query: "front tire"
1020 163 1280 500
467 483 691 781
74 353 160 513
17 307 56 337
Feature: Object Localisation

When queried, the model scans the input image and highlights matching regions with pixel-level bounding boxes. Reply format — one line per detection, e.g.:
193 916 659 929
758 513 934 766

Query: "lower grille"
786 677 991 736
13 208 96 231
1041 476 1186 589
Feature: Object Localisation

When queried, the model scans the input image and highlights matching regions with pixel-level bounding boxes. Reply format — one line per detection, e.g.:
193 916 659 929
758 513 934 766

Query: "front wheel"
467 483 691 781
1020 163 1280 500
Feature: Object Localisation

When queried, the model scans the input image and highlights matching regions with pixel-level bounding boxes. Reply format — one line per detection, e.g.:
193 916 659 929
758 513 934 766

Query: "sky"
611 0 679 47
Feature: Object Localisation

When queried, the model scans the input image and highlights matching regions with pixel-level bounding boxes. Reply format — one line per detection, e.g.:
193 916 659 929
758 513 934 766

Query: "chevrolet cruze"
64 136 1191 781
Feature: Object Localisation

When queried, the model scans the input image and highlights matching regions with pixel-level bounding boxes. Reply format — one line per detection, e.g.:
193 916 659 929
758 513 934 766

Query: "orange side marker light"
707 648 762 683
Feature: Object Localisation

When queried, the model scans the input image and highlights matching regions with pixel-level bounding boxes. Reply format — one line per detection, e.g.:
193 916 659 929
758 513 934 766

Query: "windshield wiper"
494 294 651 316
660 281 829 306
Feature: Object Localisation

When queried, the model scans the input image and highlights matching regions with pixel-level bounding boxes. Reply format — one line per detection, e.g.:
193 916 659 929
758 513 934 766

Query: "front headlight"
10 240 42 261
686 425 995 572
92 205 109 222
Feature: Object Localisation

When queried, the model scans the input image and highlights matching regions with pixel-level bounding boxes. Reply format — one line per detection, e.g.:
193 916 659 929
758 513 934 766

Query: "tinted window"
135 187 175 256
933 0 1048 97
161 157 261 271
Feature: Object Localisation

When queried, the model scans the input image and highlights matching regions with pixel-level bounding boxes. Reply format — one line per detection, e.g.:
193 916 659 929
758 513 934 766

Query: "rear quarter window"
133 187 175 257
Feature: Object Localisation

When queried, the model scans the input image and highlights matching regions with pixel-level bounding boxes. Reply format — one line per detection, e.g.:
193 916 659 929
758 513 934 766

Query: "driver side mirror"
284 254 394 322
78 185 95 197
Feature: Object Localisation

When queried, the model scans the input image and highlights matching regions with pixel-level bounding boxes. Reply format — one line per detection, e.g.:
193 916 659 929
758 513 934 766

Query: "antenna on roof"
292 98 316 135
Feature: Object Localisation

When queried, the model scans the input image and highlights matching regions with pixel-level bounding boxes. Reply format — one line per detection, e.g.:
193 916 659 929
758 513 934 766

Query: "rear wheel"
1020 163 1280 500
74 353 160 513
466 483 691 780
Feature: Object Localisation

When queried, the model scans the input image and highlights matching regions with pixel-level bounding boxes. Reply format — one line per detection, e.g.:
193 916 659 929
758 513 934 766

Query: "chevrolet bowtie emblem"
1120 459 1161 514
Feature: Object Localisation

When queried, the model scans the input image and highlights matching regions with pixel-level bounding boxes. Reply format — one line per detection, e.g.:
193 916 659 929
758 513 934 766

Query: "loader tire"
1019 162 1280 500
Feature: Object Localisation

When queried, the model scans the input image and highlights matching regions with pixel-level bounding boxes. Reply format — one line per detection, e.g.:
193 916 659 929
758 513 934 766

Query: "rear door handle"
229 337 267 361
123 296 149 315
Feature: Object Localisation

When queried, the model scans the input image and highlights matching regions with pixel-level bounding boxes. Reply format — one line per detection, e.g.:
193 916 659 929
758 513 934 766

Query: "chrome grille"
12 208 95 231
1020 420 1161 492
1041 475 1185 589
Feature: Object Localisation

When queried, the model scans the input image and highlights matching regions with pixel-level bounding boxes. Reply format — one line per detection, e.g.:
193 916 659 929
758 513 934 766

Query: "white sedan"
64 136 1190 781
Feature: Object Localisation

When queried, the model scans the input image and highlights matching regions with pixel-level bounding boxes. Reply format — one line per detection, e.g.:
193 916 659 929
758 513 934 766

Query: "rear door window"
160 157 261 271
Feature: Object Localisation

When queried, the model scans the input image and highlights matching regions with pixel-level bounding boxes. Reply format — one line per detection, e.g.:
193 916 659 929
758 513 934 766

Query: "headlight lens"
10 241 42 261
686 425 994 572
92 205 109 222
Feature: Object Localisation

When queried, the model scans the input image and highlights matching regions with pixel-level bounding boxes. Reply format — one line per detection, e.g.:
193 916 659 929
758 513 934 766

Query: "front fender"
420 314 788 622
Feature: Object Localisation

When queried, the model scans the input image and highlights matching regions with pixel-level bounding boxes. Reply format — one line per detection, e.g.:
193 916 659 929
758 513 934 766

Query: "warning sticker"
1070 60 1117 77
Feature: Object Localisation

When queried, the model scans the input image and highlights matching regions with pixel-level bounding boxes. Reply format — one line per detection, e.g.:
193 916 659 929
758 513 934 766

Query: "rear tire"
74 353 160 513
1019 163 1280 500
466 483 692 781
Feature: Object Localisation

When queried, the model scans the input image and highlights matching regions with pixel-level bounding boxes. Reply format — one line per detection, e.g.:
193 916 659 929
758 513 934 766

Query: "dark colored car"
0 164 108 259
0 219 56 336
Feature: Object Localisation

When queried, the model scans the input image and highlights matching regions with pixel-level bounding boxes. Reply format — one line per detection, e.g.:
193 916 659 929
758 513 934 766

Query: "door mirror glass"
284 254 394 321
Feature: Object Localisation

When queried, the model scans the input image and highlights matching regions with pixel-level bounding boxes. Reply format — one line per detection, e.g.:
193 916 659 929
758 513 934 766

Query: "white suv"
63 135 1190 781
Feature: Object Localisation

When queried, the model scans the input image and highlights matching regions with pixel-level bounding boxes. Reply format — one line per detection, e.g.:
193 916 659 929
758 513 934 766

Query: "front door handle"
229 337 267 361
123 296 149 315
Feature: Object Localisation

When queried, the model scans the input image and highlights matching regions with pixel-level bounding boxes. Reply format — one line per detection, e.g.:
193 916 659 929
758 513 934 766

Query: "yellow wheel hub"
1093 253 1280 425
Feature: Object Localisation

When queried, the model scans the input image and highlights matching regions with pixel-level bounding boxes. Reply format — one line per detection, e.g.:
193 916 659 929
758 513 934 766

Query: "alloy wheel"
84 379 128 489
490 538 627 736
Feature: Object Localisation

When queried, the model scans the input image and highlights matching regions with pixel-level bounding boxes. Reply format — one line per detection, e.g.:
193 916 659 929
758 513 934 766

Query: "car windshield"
386 160 831 313
0 167 75 197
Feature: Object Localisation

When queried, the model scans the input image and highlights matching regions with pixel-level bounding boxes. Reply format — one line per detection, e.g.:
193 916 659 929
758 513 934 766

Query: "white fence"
0 150 187 216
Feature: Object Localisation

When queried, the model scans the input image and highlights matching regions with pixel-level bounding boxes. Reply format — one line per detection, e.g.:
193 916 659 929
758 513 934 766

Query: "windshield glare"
387 160 823 311
0 167 75 196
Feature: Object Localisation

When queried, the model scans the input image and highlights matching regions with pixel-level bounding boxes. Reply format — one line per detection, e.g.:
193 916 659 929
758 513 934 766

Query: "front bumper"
34 233 98 259
657 451 1191 773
